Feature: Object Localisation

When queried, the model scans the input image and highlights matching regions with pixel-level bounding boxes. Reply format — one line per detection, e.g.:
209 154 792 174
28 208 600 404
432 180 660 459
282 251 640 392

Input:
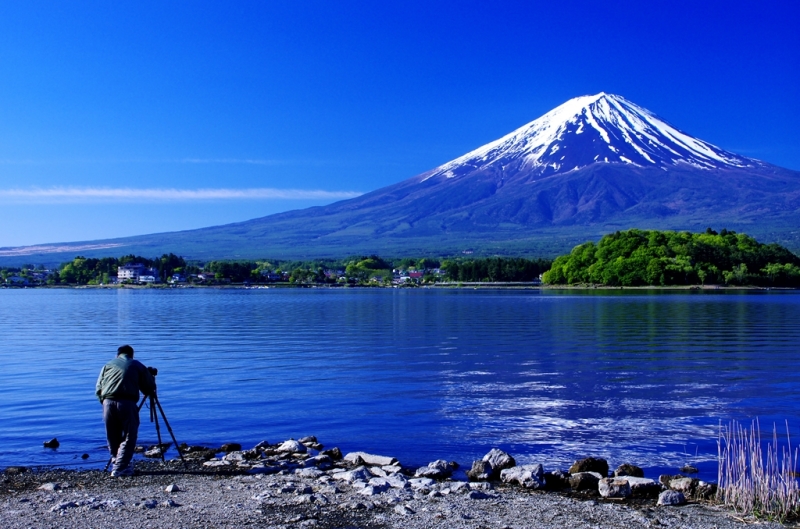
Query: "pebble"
0 439 778 529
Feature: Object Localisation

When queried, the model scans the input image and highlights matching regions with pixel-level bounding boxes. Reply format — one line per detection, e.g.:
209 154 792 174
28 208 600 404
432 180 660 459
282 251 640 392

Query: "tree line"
65 254 189 284
542 228 800 287
440 257 551 282
5 254 555 285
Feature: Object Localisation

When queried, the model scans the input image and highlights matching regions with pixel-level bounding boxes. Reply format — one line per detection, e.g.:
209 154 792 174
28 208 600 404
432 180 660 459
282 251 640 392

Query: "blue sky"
1 1 798 248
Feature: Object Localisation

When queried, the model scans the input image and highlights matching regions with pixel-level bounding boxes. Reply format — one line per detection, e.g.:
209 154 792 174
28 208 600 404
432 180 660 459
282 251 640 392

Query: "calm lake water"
1 287 798 482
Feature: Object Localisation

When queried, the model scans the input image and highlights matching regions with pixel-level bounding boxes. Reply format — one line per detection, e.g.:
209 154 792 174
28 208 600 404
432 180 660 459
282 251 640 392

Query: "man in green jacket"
96 345 156 477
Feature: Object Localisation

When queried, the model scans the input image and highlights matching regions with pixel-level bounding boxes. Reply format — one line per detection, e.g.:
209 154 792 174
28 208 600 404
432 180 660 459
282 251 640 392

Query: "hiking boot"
111 465 134 477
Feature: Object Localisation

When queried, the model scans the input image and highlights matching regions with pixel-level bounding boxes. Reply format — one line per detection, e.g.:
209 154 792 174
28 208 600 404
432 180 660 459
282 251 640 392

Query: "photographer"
95 345 156 477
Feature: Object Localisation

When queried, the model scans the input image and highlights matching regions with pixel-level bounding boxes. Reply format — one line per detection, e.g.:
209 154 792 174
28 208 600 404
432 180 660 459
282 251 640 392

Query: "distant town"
0 254 550 287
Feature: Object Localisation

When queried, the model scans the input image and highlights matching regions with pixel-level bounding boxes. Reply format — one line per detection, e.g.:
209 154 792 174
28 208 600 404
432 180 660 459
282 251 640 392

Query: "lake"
1 287 798 483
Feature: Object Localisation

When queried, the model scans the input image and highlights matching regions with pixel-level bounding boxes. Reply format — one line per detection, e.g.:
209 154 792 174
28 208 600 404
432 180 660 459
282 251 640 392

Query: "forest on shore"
1 254 551 286
6 228 800 288
542 228 800 287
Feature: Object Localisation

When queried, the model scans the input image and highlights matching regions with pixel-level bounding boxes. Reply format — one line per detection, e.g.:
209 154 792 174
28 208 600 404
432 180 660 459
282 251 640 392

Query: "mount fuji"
3 93 800 264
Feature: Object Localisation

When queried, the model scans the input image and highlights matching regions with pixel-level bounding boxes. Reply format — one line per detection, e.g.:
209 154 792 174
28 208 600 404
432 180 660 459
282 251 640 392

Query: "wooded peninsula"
543 228 800 287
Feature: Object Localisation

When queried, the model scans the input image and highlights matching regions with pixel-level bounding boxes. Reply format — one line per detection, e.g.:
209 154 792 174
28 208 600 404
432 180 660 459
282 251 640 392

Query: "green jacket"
95 354 156 402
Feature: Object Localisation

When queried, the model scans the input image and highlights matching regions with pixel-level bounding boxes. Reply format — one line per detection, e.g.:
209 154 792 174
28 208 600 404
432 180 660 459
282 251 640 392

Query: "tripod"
103 393 188 471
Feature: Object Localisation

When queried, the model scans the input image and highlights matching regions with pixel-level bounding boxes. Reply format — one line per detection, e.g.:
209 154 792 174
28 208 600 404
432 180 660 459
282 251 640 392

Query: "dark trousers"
103 399 139 472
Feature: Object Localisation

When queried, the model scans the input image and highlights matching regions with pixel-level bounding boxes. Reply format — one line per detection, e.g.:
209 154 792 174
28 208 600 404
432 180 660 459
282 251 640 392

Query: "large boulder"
276 439 307 454
569 457 609 477
613 463 644 478
660 475 697 495
616 476 662 498
657 490 687 506
466 460 493 481
467 449 516 481
384 474 410 489
415 460 458 479
598 478 632 498
321 447 343 460
304 454 333 469
500 464 544 489
543 470 570 491
569 471 602 491
482 449 516 472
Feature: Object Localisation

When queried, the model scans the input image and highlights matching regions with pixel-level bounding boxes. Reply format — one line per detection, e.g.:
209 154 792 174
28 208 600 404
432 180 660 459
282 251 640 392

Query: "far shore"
2 282 795 291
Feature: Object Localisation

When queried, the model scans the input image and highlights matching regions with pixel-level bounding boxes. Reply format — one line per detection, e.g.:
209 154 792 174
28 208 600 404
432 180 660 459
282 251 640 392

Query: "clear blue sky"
1 1 798 247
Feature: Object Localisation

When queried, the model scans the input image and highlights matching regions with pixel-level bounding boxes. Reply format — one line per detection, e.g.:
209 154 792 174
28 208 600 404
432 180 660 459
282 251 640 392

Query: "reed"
717 419 799 521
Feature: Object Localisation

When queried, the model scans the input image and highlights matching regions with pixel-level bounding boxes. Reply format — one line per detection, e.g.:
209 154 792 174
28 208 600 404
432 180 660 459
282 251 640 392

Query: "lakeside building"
118 263 159 283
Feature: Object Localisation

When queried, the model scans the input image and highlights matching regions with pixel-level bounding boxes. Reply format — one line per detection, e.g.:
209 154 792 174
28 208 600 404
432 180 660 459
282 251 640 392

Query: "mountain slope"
2 93 800 265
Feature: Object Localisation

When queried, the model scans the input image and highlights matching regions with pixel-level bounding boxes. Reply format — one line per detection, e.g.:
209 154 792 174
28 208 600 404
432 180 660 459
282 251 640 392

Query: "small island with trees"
543 228 800 287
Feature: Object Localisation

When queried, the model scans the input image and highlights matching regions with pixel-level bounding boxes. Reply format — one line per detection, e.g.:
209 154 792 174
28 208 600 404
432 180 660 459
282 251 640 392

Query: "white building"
118 263 148 281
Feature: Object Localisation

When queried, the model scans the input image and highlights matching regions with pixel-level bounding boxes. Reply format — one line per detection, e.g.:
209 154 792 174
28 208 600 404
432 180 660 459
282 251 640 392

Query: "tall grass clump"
717 419 799 521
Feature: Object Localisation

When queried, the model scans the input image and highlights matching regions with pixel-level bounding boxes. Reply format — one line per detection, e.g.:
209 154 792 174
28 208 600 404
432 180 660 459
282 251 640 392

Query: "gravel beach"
1 452 789 529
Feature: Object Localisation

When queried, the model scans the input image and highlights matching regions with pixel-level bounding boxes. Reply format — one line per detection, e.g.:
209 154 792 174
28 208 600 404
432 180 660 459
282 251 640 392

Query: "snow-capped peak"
423 93 756 182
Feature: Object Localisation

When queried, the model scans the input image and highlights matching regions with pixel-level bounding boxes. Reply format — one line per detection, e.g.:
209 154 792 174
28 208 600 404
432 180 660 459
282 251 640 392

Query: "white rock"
331 466 372 483
344 451 399 467
248 465 280 475
385 475 410 489
164 484 180 493
482 448 516 471
277 439 307 454
669 477 695 493
394 504 415 515
500 464 545 489
296 468 325 479
449 482 469 493
303 454 333 469
37 482 60 491
408 478 436 490
598 478 632 498
414 460 456 479
367 466 388 477
358 485 384 496
366 478 391 493
617 476 660 494
203 460 231 467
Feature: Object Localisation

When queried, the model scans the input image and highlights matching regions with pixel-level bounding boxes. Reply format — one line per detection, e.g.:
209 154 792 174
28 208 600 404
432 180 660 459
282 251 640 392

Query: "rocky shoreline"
1 437 789 529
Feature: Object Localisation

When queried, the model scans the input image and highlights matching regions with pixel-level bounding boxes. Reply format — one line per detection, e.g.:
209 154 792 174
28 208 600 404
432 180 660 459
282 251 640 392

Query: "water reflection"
0 288 797 483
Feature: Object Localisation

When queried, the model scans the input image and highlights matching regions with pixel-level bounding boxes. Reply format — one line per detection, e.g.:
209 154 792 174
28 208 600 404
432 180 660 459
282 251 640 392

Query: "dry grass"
717 419 800 522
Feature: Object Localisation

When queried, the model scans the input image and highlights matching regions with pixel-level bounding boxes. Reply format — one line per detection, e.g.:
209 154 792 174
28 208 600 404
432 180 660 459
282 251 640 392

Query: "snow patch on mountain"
423 93 757 182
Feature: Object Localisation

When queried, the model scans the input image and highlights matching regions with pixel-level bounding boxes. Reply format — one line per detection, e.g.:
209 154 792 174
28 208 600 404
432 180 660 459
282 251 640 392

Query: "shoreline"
2 439 791 529
2 282 795 291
